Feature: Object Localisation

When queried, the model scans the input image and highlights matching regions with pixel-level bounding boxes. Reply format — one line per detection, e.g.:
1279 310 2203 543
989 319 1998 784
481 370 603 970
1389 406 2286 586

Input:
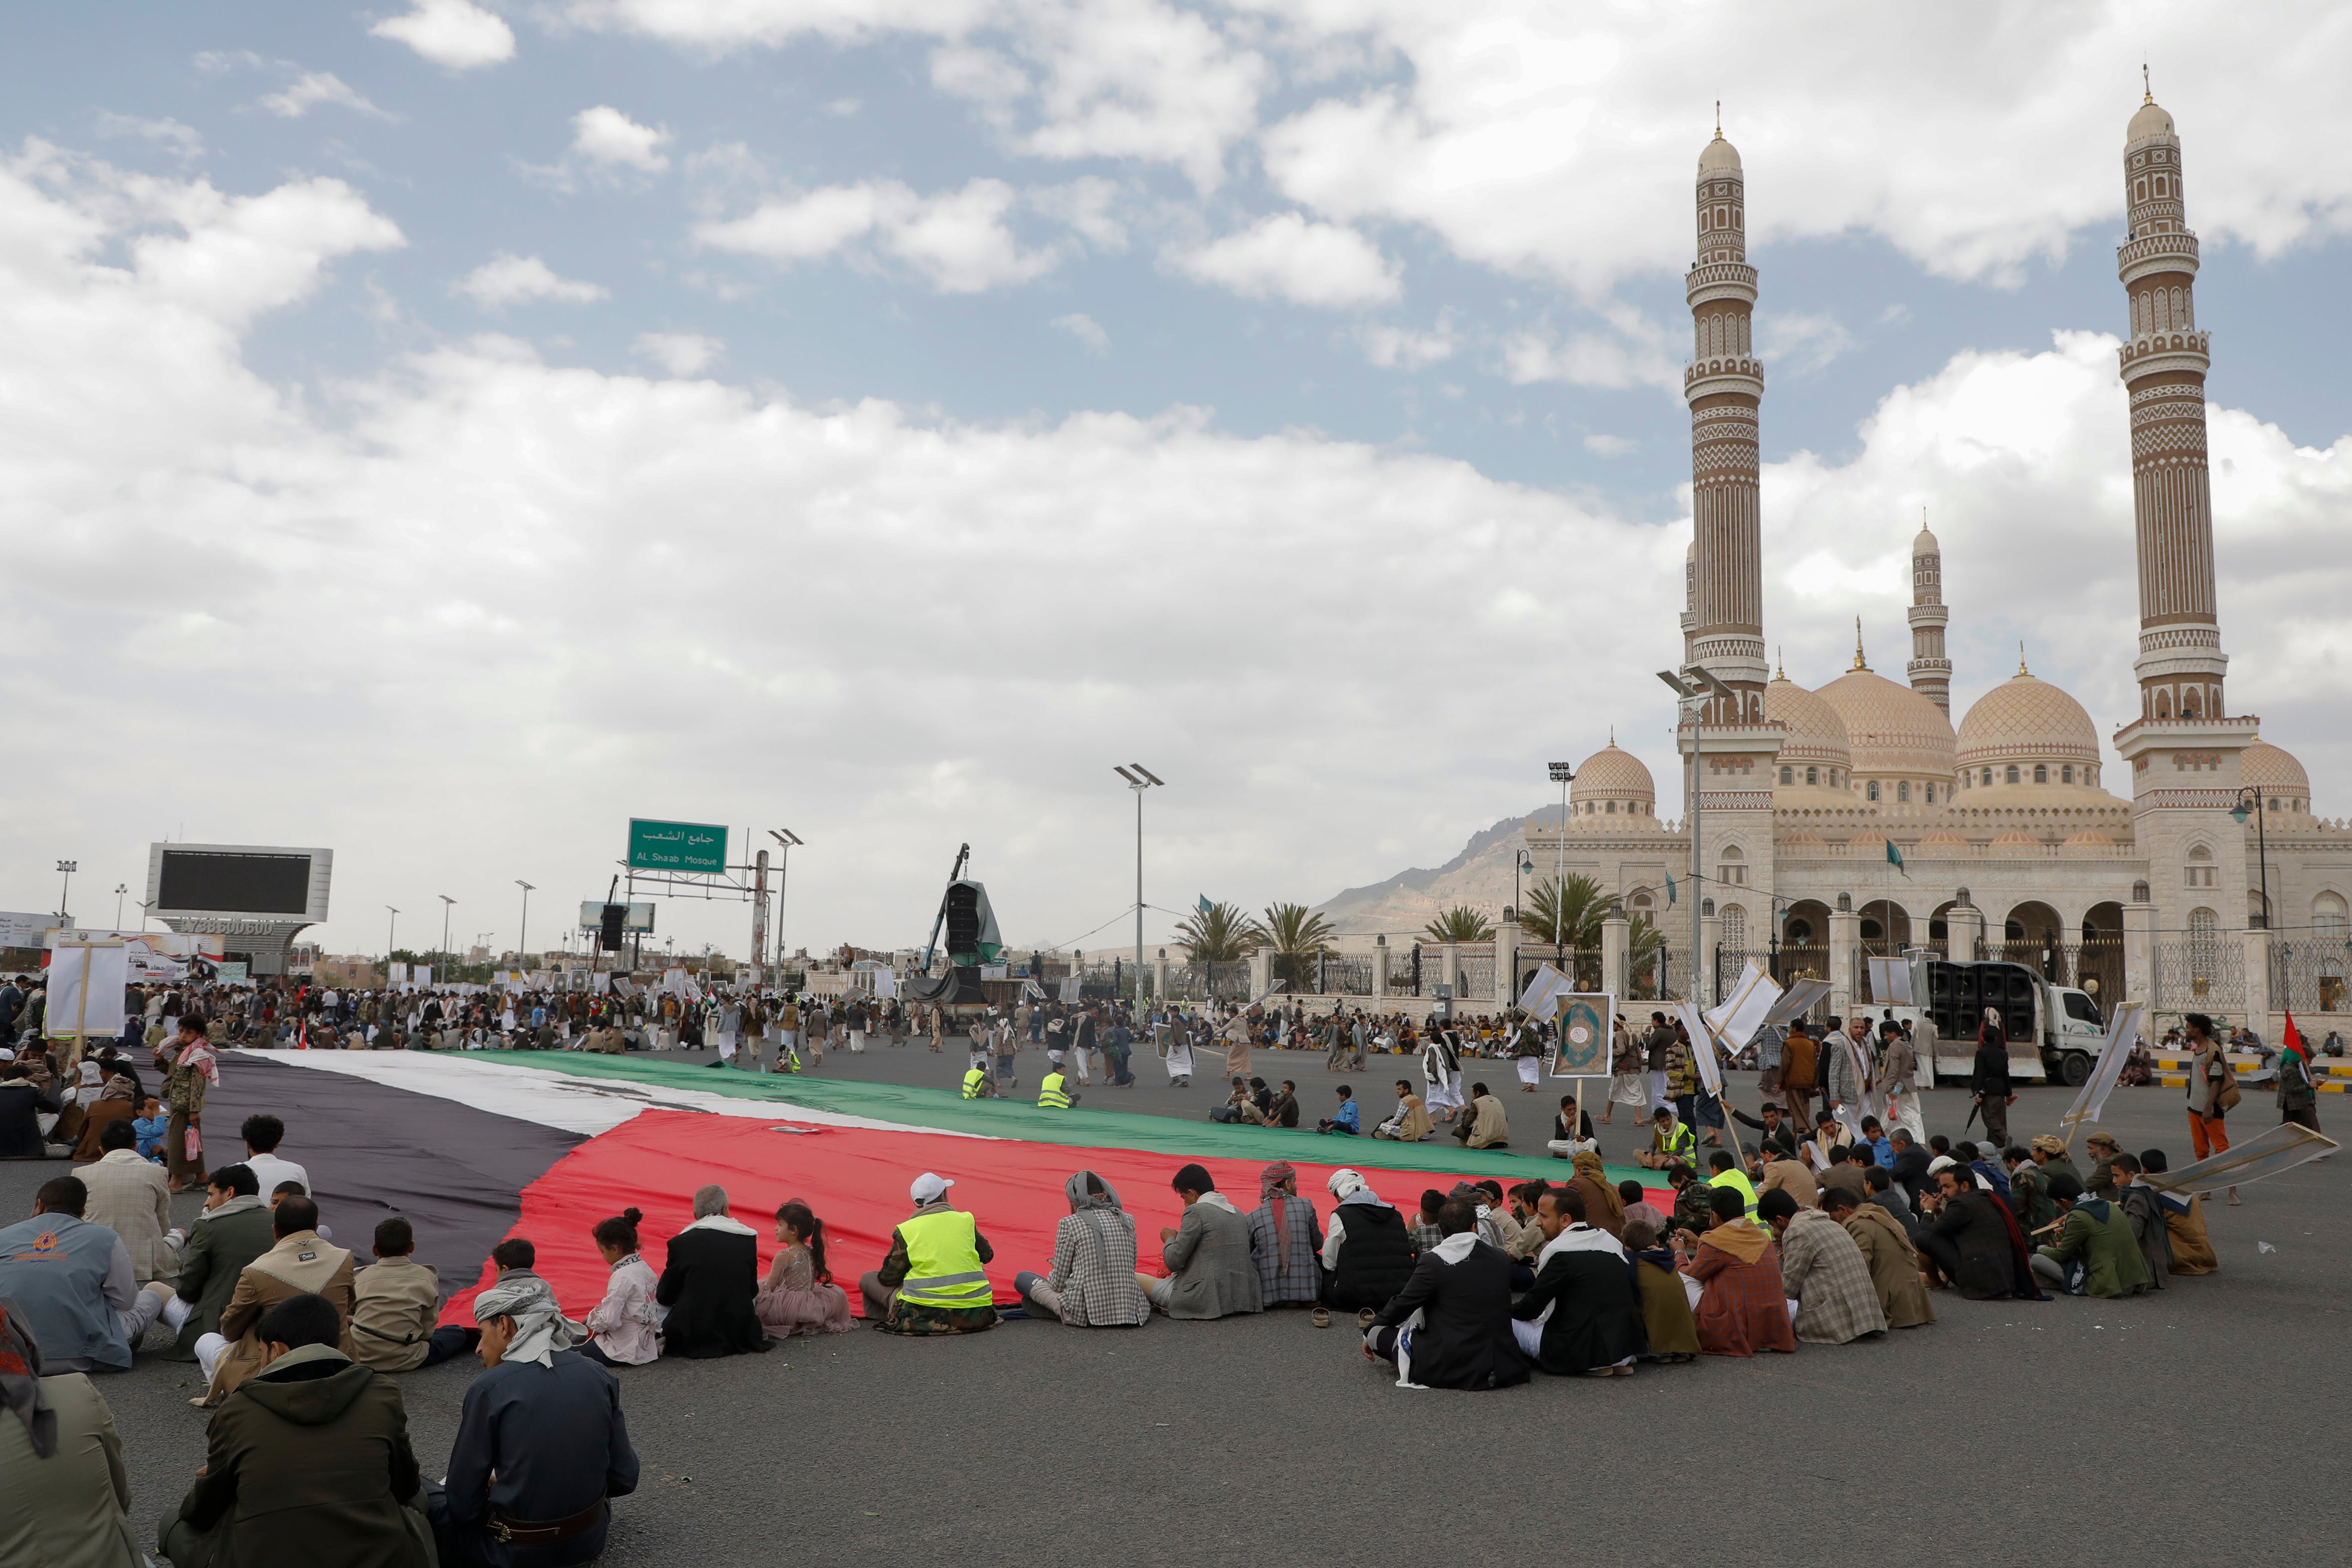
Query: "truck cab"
1903 955 2105 1088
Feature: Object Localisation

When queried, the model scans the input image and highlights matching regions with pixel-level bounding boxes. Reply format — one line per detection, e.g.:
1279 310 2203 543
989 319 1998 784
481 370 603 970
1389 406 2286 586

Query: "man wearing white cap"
859 1174 1000 1336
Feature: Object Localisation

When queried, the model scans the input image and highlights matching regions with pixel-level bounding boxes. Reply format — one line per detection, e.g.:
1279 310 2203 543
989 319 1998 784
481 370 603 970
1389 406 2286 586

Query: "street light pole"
768 830 803 973
1115 766 1165 1014
386 906 399 964
1547 762 1573 967
114 884 127 928
438 895 455 965
515 881 535 962
55 860 77 925
2231 789 2271 930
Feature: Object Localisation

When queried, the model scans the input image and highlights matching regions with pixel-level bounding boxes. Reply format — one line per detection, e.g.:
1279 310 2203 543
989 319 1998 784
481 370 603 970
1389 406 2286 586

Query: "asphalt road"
7 1044 2344 1566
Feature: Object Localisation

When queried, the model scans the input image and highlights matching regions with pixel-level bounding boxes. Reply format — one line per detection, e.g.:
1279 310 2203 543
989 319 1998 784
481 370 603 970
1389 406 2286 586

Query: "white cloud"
634 331 725 375
371 0 517 69
1583 434 1634 456
570 106 671 173
695 178 1062 293
95 113 204 160
454 253 609 308
1497 306 1679 392
260 71 388 119
1051 312 1108 353
1358 315 1454 370
1170 213 1399 309
1760 310 1856 377
4 143 2350 965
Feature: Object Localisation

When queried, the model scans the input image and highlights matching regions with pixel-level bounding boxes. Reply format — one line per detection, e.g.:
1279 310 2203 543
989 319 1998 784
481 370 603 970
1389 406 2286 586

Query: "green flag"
1197 894 1212 914
1886 840 1906 875
1664 874 1676 905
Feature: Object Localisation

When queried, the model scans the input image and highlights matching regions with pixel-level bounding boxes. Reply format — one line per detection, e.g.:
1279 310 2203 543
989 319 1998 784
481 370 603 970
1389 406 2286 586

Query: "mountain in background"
1311 805 1564 938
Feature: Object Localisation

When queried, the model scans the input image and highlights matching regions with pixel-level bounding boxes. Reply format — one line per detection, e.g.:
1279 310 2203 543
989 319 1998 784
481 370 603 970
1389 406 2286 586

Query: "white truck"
1886 955 2109 1088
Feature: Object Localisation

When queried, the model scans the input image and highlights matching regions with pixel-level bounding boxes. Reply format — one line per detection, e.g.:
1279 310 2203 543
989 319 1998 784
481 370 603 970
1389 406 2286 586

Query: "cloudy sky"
3 2 2349 963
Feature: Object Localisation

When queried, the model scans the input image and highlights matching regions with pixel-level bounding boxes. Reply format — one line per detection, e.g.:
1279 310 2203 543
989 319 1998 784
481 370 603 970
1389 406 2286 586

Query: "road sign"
627 819 728 876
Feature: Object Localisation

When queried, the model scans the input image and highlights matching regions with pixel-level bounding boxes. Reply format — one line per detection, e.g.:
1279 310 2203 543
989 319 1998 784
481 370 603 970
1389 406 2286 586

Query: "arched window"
1867 780 1880 801
2033 764 2048 784
2005 765 2020 784
2316 894 2349 938
1805 766 1818 785
2188 907 2219 941
1701 897 1716 918
1630 891 1653 911
1897 781 1911 802
1720 905 1747 950
2182 689 2200 718
2185 844 2217 889
1983 768 1994 786
2157 690 2171 718
1780 766 1793 784
2131 880 2151 903
2062 765 2074 784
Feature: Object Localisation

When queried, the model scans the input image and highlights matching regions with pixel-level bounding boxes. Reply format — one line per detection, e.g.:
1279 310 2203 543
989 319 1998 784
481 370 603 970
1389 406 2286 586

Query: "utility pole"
438 895 455 966
749 850 769 988
1115 766 1165 1013
1660 665 1740 1005
114 883 128 928
386 906 399 964
515 881 534 963
55 860 77 926
768 830 803 973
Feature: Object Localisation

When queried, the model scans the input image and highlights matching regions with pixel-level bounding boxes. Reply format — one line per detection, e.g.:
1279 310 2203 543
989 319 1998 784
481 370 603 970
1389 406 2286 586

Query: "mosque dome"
1816 666 1957 781
1957 671 2100 767
1779 828 1828 853
2127 99 2176 144
1698 134 1742 175
1917 829 1970 851
2242 739 2313 819
1765 674 1851 767
1568 742 1655 827
1913 524 1939 556
1988 829 2041 850
2061 829 2116 857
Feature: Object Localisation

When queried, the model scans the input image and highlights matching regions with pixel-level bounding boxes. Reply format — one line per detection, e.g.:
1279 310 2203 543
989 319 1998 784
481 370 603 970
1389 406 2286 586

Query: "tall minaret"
1906 514 1951 715
1684 115 1765 723
2117 81 2227 721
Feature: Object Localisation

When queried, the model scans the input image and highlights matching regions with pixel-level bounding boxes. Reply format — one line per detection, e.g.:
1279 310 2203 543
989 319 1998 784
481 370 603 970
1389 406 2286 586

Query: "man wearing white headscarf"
431 1271 638 1566
1014 1171 1150 1327
1318 1169 1415 1314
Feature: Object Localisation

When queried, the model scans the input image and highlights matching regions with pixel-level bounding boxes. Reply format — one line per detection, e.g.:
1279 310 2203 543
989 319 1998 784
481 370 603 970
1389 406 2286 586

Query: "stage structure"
145 843 332 977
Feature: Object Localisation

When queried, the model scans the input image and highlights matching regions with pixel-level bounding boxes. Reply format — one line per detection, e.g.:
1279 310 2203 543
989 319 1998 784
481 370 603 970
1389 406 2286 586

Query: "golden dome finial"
1852 618 1869 672
2018 640 2030 677
2143 62 2152 106
1775 645 1785 681
1609 725 1616 747
1714 100 1722 140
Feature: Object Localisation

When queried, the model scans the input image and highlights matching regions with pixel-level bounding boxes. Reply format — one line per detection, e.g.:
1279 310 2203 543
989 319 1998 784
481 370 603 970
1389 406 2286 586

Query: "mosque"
1528 88 2352 1034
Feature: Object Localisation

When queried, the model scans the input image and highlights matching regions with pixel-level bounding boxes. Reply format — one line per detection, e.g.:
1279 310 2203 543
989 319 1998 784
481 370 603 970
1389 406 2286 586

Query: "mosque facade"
1528 90 2352 1034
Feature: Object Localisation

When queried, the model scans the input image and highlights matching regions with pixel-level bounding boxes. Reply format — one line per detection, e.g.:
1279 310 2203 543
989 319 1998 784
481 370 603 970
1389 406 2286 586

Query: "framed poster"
1549 992 1615 1077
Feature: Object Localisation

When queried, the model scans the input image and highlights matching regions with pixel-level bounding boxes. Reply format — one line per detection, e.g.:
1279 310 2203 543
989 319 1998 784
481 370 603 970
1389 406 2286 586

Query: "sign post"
627 820 729 876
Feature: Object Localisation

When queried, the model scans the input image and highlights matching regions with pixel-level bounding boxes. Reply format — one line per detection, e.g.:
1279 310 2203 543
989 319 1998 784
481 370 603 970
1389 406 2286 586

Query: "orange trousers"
2188 1111 2231 1161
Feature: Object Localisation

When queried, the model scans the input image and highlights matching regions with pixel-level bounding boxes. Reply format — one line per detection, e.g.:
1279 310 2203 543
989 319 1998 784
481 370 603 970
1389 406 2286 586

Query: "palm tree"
1423 904 1494 943
1622 911 1670 997
1257 902 1335 984
1175 900 1259 964
1521 874 1611 953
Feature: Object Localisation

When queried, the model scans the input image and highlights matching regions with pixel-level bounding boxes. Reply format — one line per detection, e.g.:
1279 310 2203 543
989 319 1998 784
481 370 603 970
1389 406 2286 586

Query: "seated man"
1207 1076 1253 1123
1369 1080 1434 1142
656 1186 769 1359
1704 1150 1759 1219
1138 1164 1262 1320
1763 1189 1887 1344
197 1194 356 1405
352 1217 474 1372
1674 1187 1796 1358
1757 1141 1817 1210
2031 1173 2156 1298
861 1173 1000 1335
1262 1080 1301 1129
0 1299 144 1568
1543 1095 1597 1159
161 1291 433 1568
161 1164 272 1363
1861 1164 1922 1244
1815 1145 1871 1209
1014 1170 1151 1328
1918 1165 2036 1300
1319 1169 1415 1313
1634 1106 1694 1170
1823 1187 1934 1329
1364 1197 1529 1390
1853 1117 1894 1169
1316 1084 1360 1135
1247 1163 1323 1308
81 1119 175 1286
959 1063 997 1100
0 1175 171 1374
1664 1162 1717 1241
1450 1083 1510 1149
1037 1064 1076 1110
1509 1187 1644 1376
433 1271 640 1567
236 1114 309 1199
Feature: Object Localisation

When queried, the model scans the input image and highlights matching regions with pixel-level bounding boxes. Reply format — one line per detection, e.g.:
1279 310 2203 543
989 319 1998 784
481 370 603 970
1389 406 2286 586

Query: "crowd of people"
0 959 2331 1564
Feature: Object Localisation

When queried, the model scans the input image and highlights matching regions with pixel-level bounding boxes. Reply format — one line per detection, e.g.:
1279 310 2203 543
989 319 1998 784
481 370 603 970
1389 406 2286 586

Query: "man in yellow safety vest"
1038 1068 1076 1109
961 1066 996 1100
859 1173 999 1335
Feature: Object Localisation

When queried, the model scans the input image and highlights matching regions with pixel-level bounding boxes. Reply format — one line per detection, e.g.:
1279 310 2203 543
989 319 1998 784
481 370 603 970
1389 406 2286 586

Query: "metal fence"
2271 941 2351 1015
1712 949 1773 1005
1386 946 1421 996
1454 949 1496 1006
2153 941 2244 1013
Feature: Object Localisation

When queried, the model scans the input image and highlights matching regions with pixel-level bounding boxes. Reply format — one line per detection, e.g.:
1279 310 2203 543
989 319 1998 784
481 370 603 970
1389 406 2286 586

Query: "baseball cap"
910 1172 955 1204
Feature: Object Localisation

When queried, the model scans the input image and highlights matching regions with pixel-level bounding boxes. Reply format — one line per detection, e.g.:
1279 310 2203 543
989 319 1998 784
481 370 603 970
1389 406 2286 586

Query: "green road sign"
628 819 728 875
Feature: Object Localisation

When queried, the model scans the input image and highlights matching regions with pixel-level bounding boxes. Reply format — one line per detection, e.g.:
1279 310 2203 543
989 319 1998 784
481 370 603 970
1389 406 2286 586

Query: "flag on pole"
1197 895 1212 914
1885 840 1906 876
1664 874 1676 905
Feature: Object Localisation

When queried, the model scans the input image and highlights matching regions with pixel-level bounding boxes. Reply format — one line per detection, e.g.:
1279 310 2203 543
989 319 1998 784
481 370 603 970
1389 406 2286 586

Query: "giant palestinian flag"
213 1049 1672 1328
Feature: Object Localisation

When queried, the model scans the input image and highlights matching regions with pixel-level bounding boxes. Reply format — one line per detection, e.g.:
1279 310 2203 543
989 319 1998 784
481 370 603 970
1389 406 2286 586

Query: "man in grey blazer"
1136 1164 1263 1320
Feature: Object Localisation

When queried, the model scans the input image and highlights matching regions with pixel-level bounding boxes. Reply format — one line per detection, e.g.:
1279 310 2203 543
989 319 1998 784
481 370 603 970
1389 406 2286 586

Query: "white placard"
46 941 130 1043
